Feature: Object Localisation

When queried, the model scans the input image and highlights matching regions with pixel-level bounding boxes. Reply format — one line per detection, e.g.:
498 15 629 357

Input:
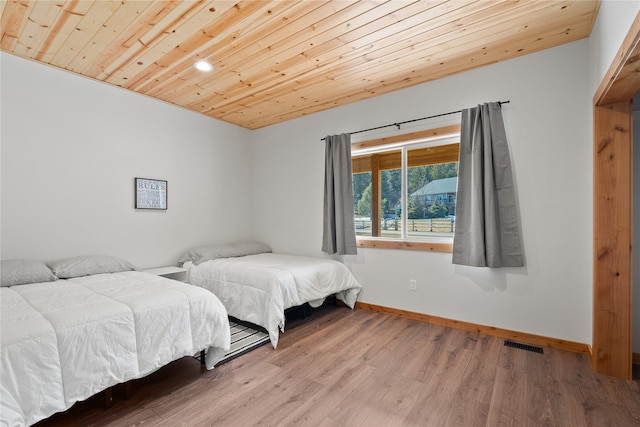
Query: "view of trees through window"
352 141 459 239
354 163 458 219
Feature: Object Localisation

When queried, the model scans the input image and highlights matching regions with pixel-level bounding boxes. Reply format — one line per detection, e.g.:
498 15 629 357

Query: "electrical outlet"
409 279 417 291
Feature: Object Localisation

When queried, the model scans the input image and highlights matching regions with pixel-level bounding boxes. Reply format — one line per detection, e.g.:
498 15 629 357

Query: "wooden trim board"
591 11 638 381
592 102 633 379
356 302 591 355
356 239 453 252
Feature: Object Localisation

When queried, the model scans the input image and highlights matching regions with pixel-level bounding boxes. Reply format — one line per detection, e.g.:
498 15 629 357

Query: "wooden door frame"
592 13 640 379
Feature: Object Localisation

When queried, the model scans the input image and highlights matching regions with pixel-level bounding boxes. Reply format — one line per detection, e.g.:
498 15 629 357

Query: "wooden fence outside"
355 218 455 234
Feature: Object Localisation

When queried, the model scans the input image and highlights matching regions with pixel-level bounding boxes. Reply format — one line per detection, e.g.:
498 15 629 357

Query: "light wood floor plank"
486 366 528 426
278 359 376 427
358 376 425 427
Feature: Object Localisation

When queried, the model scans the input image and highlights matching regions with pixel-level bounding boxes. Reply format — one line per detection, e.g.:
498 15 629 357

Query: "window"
351 125 460 252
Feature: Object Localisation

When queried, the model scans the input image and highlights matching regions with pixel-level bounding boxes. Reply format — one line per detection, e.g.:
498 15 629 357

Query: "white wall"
250 39 593 345
1 53 253 269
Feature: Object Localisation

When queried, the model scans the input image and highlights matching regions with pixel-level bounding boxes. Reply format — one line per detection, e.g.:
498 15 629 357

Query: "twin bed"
180 243 362 348
1 257 231 426
1 245 361 426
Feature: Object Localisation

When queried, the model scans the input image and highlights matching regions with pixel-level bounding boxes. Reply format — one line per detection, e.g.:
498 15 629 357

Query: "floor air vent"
504 340 544 354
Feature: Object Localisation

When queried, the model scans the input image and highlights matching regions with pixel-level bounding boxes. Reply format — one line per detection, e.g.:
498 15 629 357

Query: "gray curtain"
322 133 357 255
452 102 523 267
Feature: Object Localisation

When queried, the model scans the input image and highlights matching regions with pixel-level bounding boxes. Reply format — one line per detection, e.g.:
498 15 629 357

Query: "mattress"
0 271 230 427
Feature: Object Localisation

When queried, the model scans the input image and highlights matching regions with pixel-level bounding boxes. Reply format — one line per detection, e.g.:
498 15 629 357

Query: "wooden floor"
37 305 640 427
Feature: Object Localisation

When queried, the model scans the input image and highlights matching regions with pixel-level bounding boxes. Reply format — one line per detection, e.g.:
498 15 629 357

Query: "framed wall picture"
135 178 167 210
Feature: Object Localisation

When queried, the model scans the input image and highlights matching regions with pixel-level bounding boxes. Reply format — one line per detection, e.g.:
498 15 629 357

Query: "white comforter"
185 253 361 348
0 271 230 427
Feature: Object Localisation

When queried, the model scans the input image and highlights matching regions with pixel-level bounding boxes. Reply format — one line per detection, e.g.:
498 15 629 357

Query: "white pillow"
47 255 137 279
179 242 272 265
1 259 58 287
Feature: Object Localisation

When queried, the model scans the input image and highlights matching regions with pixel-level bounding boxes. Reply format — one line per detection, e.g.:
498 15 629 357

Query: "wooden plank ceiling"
1 1 599 130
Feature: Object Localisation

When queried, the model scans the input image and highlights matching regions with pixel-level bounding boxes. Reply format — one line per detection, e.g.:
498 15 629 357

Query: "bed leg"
123 382 132 400
104 387 113 409
200 350 206 366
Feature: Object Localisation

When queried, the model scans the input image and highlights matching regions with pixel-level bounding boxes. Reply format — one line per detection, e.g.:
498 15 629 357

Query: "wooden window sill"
356 238 453 253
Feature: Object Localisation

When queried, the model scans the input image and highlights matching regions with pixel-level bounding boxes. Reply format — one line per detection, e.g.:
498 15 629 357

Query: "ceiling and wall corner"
0 51 254 268
0 0 599 130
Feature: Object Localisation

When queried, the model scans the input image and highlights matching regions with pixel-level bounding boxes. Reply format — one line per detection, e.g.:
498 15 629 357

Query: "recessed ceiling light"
194 60 214 72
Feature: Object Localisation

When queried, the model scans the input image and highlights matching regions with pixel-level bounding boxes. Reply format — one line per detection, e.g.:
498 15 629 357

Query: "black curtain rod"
321 100 510 141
